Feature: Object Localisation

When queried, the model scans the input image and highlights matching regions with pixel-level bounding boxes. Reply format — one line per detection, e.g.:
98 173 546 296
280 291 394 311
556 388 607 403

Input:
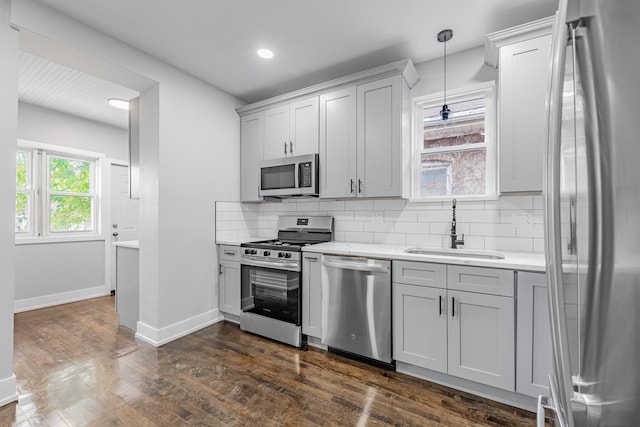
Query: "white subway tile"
333 231 346 242
485 236 533 252
384 210 418 222
499 210 516 224
394 222 427 234
344 200 374 211
457 235 485 250
320 200 346 211
516 224 544 238
417 210 452 223
405 234 442 247
297 201 319 211
353 211 374 222
406 201 443 210
533 238 545 253
374 233 406 245
373 199 407 211
344 231 374 244
470 223 517 237
430 222 469 236
455 200 485 210
363 222 395 233
457 209 500 223
533 195 544 210
259 203 279 212
496 195 534 210
328 211 355 221
335 221 364 232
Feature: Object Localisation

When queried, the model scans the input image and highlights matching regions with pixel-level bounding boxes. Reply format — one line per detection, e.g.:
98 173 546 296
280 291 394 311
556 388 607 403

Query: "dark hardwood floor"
1 296 536 426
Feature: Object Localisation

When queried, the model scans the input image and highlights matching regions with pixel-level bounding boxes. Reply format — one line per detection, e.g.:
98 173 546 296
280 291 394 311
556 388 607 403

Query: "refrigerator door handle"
543 0 575 423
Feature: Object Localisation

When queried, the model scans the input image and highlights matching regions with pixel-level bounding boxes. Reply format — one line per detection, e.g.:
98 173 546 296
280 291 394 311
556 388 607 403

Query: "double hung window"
16 142 99 238
412 83 496 200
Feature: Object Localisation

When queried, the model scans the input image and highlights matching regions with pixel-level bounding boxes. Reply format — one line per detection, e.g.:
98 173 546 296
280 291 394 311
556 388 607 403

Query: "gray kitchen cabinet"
392 260 516 392
487 18 552 193
218 245 241 316
447 289 515 391
393 282 448 373
240 112 264 202
302 253 322 338
115 245 139 331
319 75 411 199
516 271 553 397
319 87 356 198
263 96 319 160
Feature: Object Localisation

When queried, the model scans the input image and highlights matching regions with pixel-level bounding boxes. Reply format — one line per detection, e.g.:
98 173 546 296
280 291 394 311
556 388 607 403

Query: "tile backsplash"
216 195 544 253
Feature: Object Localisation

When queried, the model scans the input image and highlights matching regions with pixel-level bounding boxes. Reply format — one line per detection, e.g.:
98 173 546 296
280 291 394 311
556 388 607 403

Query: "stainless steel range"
240 215 333 347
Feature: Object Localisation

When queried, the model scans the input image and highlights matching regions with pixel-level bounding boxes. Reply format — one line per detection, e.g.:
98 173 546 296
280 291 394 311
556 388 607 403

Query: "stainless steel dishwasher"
321 255 392 365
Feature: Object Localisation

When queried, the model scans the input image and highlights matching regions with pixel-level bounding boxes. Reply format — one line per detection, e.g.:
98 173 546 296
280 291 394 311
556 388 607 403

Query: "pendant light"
437 29 453 121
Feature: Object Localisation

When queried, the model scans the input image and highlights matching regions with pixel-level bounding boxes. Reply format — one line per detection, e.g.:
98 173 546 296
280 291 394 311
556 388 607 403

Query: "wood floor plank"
1 296 537 426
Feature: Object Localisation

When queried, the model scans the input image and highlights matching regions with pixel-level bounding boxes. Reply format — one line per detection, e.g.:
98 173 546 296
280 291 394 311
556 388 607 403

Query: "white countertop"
216 237 263 246
303 242 546 272
112 240 139 249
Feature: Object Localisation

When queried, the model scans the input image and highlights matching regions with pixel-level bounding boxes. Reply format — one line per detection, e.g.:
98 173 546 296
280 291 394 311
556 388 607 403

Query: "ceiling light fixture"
437 29 453 121
107 98 129 110
257 48 274 59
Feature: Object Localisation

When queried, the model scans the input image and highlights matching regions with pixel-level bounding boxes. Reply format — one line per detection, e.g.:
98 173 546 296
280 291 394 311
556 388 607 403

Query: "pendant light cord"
443 40 447 105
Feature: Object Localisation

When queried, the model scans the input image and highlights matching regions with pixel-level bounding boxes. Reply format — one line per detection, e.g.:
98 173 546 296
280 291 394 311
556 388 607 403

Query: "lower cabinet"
393 261 516 392
516 271 553 397
302 253 322 338
218 245 241 316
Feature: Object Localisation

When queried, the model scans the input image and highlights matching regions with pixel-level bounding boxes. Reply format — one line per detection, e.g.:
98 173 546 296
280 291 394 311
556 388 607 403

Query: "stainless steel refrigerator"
541 0 640 425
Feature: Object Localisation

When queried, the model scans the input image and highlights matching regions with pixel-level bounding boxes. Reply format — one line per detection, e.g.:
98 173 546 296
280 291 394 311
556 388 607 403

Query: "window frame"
15 148 37 236
16 140 103 240
410 81 497 202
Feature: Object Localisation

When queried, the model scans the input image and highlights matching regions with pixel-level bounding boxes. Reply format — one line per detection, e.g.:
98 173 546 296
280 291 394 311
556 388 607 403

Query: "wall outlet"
372 212 384 223
515 211 533 225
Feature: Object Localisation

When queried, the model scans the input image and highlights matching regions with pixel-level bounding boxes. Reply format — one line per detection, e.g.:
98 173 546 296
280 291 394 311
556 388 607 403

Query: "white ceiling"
21 0 558 126
19 52 138 129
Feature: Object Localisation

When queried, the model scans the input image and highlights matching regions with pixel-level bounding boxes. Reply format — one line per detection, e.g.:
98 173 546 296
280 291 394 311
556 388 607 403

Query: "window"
412 83 496 200
16 142 100 238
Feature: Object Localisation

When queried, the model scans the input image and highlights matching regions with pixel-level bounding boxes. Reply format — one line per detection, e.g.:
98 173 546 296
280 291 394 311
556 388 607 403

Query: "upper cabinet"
237 59 418 201
486 17 553 194
240 112 264 202
263 96 319 160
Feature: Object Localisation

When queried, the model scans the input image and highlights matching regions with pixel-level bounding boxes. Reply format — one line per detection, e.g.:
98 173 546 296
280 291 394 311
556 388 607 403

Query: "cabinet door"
447 290 515 391
219 260 240 316
356 76 402 198
302 253 322 338
319 88 357 198
499 34 551 193
240 112 263 202
516 272 552 397
263 105 290 160
290 97 319 156
393 283 447 373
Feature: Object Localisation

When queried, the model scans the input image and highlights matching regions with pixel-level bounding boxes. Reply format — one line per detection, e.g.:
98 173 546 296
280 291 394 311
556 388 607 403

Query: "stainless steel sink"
403 247 505 260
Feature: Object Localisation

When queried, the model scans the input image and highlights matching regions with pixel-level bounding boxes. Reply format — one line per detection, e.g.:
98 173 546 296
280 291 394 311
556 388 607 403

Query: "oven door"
241 264 301 325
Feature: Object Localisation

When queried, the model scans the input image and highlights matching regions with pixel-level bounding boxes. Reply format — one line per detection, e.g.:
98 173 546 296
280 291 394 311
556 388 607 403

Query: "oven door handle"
241 258 300 272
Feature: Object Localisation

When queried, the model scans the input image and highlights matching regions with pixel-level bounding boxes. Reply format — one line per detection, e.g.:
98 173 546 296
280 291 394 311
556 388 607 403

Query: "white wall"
18 101 129 160
0 0 18 408
10 0 243 345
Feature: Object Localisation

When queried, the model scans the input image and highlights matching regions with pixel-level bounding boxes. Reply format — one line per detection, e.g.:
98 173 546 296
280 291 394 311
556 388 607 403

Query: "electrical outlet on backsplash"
215 195 545 253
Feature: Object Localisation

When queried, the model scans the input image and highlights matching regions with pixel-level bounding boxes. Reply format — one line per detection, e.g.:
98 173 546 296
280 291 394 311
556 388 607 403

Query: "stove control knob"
278 252 285 258
244 249 251 255
284 253 292 258
250 249 258 255
263 251 271 256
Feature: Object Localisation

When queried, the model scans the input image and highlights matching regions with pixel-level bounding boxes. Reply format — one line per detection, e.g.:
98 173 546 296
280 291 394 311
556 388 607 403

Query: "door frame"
104 158 130 293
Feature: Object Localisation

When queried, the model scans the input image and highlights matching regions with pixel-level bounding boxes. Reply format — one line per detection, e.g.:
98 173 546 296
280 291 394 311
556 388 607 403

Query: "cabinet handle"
451 297 455 317
289 141 293 154
284 141 287 156
219 265 223 275
224 250 236 256
358 179 363 193
439 295 442 316
304 256 318 262
350 179 355 194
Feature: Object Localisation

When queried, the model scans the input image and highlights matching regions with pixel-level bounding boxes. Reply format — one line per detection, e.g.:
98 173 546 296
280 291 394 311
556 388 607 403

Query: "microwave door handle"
295 162 300 189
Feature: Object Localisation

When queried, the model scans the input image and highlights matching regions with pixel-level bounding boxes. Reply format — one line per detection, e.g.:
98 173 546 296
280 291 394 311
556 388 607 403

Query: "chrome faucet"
450 199 465 249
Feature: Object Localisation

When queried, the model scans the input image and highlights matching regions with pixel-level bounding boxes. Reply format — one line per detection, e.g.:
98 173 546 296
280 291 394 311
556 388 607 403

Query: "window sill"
408 195 499 204
15 235 106 245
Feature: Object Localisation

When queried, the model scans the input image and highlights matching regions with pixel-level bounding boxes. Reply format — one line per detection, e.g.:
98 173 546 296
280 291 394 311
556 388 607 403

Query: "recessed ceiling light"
257 48 274 59
108 98 129 110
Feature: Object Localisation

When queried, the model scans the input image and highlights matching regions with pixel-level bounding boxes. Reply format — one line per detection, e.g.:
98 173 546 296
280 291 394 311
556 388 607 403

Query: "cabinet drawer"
447 265 514 297
392 261 446 289
219 245 241 262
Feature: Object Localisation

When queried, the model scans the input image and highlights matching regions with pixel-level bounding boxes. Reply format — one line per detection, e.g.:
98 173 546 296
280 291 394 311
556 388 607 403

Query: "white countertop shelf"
112 240 139 249
303 242 546 272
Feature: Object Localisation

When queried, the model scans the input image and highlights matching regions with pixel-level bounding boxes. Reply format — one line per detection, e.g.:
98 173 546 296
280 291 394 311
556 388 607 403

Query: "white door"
110 164 139 290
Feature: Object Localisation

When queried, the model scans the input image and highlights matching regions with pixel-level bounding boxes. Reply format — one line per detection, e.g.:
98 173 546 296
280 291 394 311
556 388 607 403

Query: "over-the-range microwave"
259 153 319 198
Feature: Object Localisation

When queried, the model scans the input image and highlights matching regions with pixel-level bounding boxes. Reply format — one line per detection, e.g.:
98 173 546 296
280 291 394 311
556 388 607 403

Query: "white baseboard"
14 285 109 313
135 309 224 347
0 374 18 407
